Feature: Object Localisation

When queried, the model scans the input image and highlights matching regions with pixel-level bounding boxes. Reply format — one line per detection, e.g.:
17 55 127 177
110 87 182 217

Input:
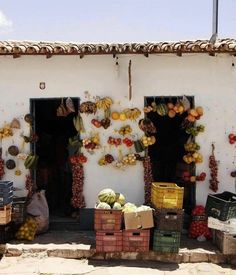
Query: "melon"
98 188 116 205
112 202 122 210
115 193 126 206
96 202 111 209
156 103 168 116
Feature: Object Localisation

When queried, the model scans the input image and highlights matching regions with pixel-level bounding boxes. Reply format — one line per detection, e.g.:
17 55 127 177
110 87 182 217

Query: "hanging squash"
156 103 168 116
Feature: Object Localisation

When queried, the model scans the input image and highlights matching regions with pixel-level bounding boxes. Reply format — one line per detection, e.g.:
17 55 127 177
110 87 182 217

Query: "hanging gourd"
156 103 168 116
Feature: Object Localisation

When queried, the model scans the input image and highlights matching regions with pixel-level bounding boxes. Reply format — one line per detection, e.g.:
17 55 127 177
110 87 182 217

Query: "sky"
0 0 235 43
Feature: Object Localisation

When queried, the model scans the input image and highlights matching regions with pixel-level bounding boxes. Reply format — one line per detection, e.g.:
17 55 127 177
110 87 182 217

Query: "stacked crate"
0 181 14 243
95 209 123 252
151 182 184 253
11 197 27 228
206 191 236 255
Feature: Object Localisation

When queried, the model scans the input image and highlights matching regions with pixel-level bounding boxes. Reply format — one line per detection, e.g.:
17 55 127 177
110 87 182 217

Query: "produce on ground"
15 217 38 241
71 163 86 208
188 205 212 239
209 143 219 192
143 156 153 205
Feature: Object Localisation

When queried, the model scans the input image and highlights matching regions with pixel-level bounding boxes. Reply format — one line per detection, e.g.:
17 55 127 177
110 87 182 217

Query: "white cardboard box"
208 217 236 234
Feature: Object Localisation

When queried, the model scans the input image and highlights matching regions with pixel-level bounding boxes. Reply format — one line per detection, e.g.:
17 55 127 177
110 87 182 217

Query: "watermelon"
156 103 168 116
115 193 126 206
96 202 111 209
112 202 122 210
98 188 116 205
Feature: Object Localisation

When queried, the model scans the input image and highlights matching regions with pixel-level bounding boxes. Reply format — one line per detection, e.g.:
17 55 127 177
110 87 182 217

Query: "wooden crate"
94 209 122 231
151 182 184 209
154 208 184 231
96 231 122 252
0 204 12 225
215 230 236 255
123 229 150 252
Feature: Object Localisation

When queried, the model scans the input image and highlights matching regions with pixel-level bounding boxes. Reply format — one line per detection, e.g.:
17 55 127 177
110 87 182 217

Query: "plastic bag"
27 190 49 234
180 95 191 111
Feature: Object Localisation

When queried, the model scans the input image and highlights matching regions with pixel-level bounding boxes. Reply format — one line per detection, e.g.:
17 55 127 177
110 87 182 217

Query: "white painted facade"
0 53 236 208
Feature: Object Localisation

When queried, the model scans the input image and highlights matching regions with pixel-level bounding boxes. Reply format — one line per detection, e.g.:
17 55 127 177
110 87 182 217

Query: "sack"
27 190 49 234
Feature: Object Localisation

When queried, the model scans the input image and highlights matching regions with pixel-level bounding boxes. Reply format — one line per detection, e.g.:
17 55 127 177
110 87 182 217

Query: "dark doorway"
30 98 79 217
145 96 196 213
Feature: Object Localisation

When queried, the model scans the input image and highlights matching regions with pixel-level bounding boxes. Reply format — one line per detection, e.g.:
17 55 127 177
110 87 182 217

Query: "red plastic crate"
96 231 122 252
122 229 150 252
94 209 122 231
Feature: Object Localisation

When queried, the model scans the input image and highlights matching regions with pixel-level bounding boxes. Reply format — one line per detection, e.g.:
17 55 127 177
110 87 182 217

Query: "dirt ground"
0 254 235 275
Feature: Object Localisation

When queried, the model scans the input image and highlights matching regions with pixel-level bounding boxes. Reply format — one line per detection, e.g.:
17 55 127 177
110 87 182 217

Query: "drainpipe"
209 0 219 44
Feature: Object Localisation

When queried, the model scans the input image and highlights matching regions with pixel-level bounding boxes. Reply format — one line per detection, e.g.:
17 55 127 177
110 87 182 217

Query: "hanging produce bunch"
185 125 205 136
25 173 34 198
138 118 156 134
209 143 219 192
69 153 87 165
71 163 86 208
228 133 236 144
121 108 141 121
96 97 113 111
0 124 13 139
118 125 132 136
183 152 203 164
79 101 97 114
98 154 115 166
24 154 39 169
123 138 134 148
141 135 156 147
186 107 204 123
0 148 4 180
143 156 153 205
73 115 85 133
184 142 200 152
82 134 100 153
107 136 122 147
182 171 206 183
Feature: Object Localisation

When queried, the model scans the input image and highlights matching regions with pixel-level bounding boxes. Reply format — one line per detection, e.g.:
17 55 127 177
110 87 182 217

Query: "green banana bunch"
24 155 39 169
73 115 85 133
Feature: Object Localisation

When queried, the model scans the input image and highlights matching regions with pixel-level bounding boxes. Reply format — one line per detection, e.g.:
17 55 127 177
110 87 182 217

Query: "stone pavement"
0 255 235 275
1 231 236 265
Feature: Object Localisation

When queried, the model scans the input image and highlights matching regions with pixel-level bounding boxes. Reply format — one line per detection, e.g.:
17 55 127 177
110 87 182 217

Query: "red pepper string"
25 173 33 198
143 156 153 205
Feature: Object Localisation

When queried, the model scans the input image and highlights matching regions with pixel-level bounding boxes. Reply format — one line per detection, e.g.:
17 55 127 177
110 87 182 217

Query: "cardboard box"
208 217 236 234
124 210 154 230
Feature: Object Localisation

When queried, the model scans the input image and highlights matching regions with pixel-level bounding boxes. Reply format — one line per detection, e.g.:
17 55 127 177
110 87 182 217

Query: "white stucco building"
0 39 236 211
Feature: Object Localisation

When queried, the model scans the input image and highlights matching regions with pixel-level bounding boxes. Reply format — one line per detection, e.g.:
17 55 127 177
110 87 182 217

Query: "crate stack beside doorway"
0 181 14 243
151 182 184 253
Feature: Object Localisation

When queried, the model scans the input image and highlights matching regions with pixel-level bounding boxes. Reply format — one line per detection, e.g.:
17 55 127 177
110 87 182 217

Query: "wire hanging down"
128 60 132 101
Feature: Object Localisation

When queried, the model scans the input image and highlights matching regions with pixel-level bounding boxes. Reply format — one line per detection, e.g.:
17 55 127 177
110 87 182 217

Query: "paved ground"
0 254 235 275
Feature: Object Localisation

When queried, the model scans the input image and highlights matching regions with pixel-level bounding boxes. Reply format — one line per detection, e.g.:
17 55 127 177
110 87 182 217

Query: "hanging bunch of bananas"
24 154 39 169
96 97 113 110
122 108 141 121
73 115 85 133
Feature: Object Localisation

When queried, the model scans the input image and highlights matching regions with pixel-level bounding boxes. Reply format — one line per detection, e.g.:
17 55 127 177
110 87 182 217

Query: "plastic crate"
0 181 13 189
0 204 12 225
0 186 13 195
123 229 150 252
154 209 184 231
0 194 13 207
11 201 26 224
0 222 14 244
96 231 122 252
205 192 236 221
94 209 123 231
153 229 181 253
215 230 236 255
151 182 184 209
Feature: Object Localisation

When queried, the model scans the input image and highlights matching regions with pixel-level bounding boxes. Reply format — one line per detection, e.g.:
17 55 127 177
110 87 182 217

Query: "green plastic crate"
153 229 180 253
206 192 236 221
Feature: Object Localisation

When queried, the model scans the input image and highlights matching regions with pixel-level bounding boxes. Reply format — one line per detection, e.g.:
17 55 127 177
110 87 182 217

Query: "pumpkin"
168 110 176 118
111 112 120 120
156 103 168 116
167 102 174 110
196 106 204 116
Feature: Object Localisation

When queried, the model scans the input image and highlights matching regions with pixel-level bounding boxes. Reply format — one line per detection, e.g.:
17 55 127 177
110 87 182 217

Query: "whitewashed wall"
0 53 236 208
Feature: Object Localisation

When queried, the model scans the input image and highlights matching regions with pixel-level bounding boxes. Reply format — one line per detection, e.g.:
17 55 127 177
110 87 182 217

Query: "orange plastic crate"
94 209 123 231
96 231 122 252
151 182 184 209
0 204 12 225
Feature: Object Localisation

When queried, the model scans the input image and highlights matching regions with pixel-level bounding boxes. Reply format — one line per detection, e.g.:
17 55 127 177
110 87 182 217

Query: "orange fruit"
119 113 126 121
111 111 120 120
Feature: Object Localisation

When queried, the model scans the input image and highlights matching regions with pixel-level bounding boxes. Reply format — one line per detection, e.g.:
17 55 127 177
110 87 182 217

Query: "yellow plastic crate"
151 182 184 209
